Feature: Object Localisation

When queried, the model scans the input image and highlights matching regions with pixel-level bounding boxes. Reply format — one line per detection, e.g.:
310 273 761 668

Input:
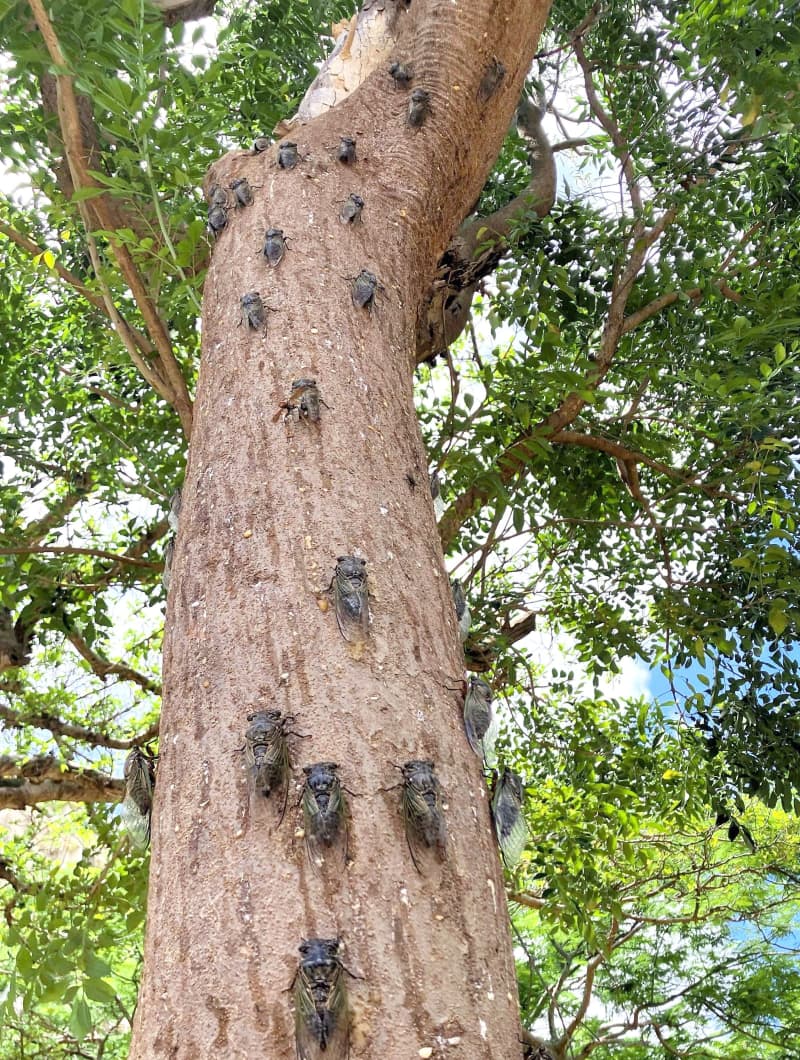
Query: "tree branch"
0 216 155 354
26 0 194 437
0 544 159 566
0 756 123 809
67 632 161 694
0 703 159 750
415 94 557 365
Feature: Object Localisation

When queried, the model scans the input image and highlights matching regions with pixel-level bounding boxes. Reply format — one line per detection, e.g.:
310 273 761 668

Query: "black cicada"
339 193 364 225
206 184 228 238
477 56 506 105
229 177 254 208
293 937 351 1060
277 141 299 170
331 556 370 643
491 769 528 867
399 759 447 872
252 135 271 154
263 227 287 267
388 60 413 88
302 762 348 869
240 291 267 330
244 709 293 823
350 269 382 311
290 378 327 423
463 674 493 758
336 136 357 164
450 578 471 644
407 88 431 127
122 747 157 848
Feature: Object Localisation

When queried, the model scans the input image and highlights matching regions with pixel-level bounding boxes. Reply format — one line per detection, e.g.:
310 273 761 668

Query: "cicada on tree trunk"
301 761 348 871
293 937 351 1060
331 556 370 645
122 747 157 849
398 759 447 873
243 709 294 824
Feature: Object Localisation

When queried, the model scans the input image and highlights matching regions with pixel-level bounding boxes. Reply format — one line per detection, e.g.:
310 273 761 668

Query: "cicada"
450 578 471 644
491 769 528 867
206 184 228 238
331 556 370 643
291 378 327 424
388 60 413 88
229 177 254 208
477 56 506 105
240 291 267 331
339 193 364 225
293 937 350 1060
336 136 357 164
463 674 493 758
350 269 383 311
263 227 287 267
408 88 431 127
302 762 348 869
122 746 157 848
244 709 293 823
277 141 299 170
399 759 447 872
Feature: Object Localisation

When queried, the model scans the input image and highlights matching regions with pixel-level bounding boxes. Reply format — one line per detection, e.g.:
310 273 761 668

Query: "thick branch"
0 703 159 750
0 756 123 808
415 96 557 365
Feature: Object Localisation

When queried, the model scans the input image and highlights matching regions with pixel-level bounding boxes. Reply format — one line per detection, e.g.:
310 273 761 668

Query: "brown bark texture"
131 1 552 1056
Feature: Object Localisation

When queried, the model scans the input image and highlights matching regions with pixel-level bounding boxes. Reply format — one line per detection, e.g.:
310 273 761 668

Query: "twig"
67 632 161 694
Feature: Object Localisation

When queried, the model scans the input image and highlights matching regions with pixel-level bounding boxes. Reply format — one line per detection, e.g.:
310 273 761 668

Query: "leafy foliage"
0 0 799 1055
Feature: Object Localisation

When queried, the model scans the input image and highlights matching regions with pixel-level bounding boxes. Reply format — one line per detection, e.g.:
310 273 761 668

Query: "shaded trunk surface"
131 2 551 1056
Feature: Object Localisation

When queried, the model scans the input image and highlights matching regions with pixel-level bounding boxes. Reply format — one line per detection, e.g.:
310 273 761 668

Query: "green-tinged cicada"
331 556 370 643
293 937 351 1060
450 578 471 643
399 759 447 873
122 746 157 848
244 709 294 824
302 762 348 870
463 674 494 758
491 769 528 867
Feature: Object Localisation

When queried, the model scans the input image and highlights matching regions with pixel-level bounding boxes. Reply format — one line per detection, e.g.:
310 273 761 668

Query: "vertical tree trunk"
131 2 552 1056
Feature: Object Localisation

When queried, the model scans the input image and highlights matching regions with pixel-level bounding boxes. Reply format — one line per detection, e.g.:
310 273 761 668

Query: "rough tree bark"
131 1 553 1056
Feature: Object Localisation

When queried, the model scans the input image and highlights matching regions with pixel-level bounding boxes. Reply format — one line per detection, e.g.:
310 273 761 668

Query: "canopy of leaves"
0 0 798 1055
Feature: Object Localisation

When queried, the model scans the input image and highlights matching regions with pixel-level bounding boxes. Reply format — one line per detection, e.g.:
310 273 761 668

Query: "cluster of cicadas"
131 553 528 1058
140 48 517 1059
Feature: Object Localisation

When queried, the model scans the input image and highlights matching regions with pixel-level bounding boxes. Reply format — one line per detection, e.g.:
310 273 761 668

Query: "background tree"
1 0 799 1056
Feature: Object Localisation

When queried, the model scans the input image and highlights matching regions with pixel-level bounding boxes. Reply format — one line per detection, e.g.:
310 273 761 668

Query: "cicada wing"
121 794 151 848
303 783 347 872
334 582 370 644
493 787 529 867
481 711 499 767
122 750 154 847
401 782 444 871
294 975 349 1060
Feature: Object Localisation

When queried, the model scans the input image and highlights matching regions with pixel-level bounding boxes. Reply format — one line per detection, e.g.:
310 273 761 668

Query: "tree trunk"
130 2 552 1056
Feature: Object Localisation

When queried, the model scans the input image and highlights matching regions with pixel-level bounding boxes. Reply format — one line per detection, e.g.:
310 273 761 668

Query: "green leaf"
68 995 92 1040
